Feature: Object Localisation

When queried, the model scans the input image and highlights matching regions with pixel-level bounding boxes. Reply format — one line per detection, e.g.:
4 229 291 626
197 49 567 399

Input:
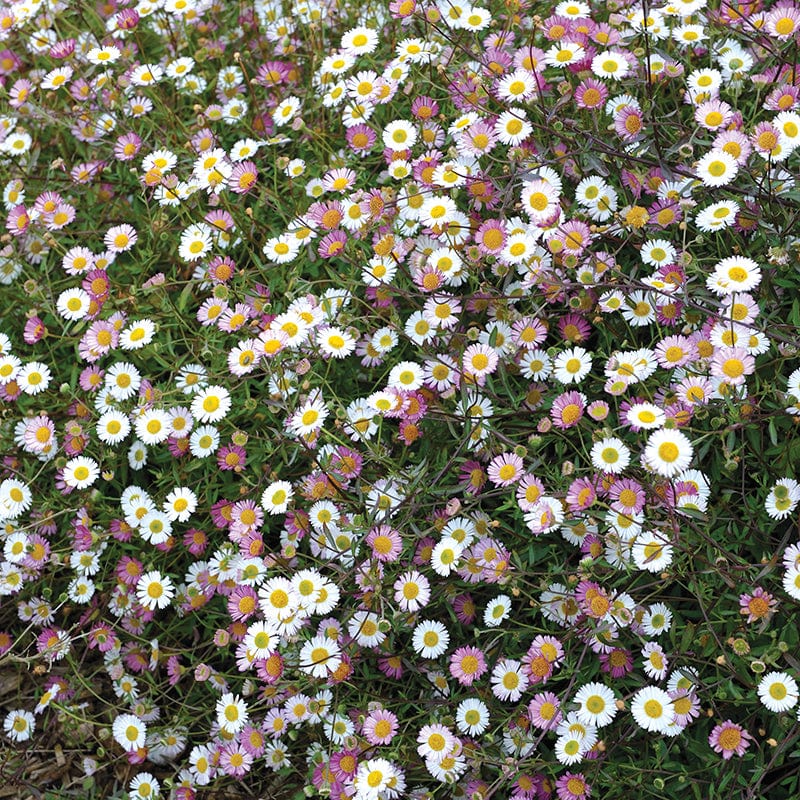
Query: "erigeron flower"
341 25 378 54
491 658 529 702
261 480 294 515
349 610 386 648
163 487 197 522
495 109 532 145
105 362 142 401
707 256 761 295
758 671 799 713
105 224 138 252
709 720 753 760
696 150 738 187
591 50 630 80
630 686 675 733
191 385 231 423
136 570 174 611
56 287 91 321
765 478 800 520
382 120 417 151
632 531 674 572
430 536 465 576
179 224 213 262
590 437 630 474
3 709 35 742
112 713 147 752
643 429 693 477
189 425 219 457
695 200 740 232
216 692 249 734
417 723 457 763
388 360 423 391
0 354 21 385
135 408 172 445
626 402 666 430
120 319 156 350
62 456 100 489
298 634 342 678
412 620 450 658
553 347 592 384
288 391 328 437
18 362 52 395
97 410 131 444
393 570 431 612
318 326 356 358
0 479 32 519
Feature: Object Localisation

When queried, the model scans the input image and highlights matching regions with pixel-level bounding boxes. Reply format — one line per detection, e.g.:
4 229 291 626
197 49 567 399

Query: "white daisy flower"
96 410 131 444
758 672 799 713
56 287 92 321
216 692 249 734
134 408 172 445
553 347 592 384
62 456 100 489
163 487 197 522
630 686 675 733
574 682 618 727
632 531 674 572
490 658 528 702
298 634 342 678
412 620 450 658
3 709 35 742
643 429 693 477
590 437 630 474
483 594 512 627
112 713 147 752
695 149 738 187
139 510 172 545
137 570 174 610
17 362 52 395
191 385 231 423
189 425 219 458
455 698 490 736
261 480 294 515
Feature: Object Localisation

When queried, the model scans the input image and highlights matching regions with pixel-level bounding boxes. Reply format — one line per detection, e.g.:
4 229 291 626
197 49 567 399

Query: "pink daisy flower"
474 219 507 255
449 646 487 686
366 524 402 562
459 460 487 496
587 400 609 421
708 720 753 759
599 647 633 678
453 593 477 624
739 586 777 624
240 724 266 758
608 478 646 515
487 452 524 487
362 709 398 745
528 691 562 730
550 390 586 430
565 477 597 512
462 343 499 380
516 474 545 511
377 655 404 679
556 772 591 800
218 742 252 777
575 77 608 110
671 689 701 726
614 105 644 140
104 224 138 253
318 230 347 258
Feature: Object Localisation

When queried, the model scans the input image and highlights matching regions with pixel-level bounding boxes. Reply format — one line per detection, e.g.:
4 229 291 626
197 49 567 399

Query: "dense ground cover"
1 0 800 797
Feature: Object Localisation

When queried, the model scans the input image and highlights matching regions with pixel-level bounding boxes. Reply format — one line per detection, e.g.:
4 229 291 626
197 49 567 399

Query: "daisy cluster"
2 0 800 798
